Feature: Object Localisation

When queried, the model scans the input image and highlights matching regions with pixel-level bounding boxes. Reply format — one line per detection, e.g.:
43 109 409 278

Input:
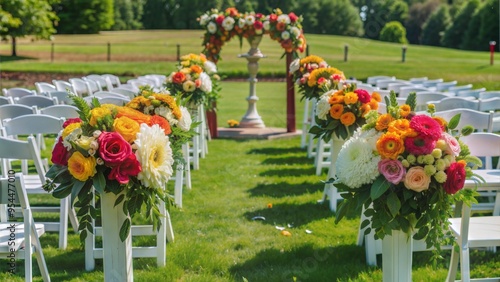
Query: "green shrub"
379 21 408 44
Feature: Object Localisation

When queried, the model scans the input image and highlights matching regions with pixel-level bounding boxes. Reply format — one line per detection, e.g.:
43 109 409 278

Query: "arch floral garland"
198 7 307 63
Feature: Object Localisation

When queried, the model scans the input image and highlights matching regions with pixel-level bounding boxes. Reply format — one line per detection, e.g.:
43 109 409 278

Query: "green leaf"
114 194 125 207
448 114 461 130
370 176 390 200
386 192 401 217
93 171 106 194
119 218 131 242
52 181 74 198
413 226 429 240
360 219 371 229
70 180 85 204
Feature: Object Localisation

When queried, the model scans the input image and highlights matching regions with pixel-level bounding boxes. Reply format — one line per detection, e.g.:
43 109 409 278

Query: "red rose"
51 137 71 166
255 13 264 19
216 15 224 25
63 118 82 128
98 131 132 166
254 20 263 30
289 12 298 23
443 162 466 194
355 89 371 103
172 72 186 84
269 14 278 22
108 154 141 184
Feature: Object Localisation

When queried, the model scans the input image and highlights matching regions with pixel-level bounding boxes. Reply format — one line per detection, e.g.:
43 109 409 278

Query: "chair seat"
0 223 45 252
21 175 47 194
449 216 500 247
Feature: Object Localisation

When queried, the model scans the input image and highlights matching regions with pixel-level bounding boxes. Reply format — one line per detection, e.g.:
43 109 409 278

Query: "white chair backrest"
53 80 75 94
409 77 428 84
414 93 452 111
115 83 139 93
376 79 408 89
110 88 136 98
387 82 412 93
0 96 13 105
1 114 64 136
479 97 500 112
145 74 166 86
355 83 377 93
479 91 500 100
14 95 58 109
436 81 457 91
460 132 500 169
2 87 36 98
93 91 129 99
422 78 444 88
83 77 102 93
35 82 57 95
446 84 473 94
430 97 480 111
46 91 74 105
102 74 121 87
69 78 92 96
127 78 153 89
84 75 110 90
456 88 486 98
0 104 37 125
40 104 79 119
99 96 130 106
366 76 395 85
399 86 430 98
0 136 46 181
435 108 493 133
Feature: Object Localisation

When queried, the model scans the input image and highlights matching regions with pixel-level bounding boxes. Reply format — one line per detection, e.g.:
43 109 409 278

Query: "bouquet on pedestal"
334 92 482 257
165 63 213 108
43 94 186 241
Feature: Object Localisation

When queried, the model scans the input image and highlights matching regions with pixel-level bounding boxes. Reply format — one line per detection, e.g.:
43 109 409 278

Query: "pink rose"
378 159 406 185
331 74 342 82
440 132 461 156
254 20 263 30
215 15 224 25
317 77 327 85
98 131 132 166
108 154 141 184
354 89 371 103
288 12 298 23
443 162 466 194
51 137 71 166
404 166 430 192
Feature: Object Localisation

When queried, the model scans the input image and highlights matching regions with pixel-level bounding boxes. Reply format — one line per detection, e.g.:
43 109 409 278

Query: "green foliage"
442 0 480 49
54 0 114 34
112 0 144 30
421 5 451 46
463 0 500 51
379 21 408 44
404 0 441 44
360 0 409 39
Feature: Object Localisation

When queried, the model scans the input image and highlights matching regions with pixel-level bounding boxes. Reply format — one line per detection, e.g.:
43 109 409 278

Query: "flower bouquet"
309 84 380 141
165 64 213 108
333 92 482 255
178 53 221 111
263 8 306 58
44 95 180 241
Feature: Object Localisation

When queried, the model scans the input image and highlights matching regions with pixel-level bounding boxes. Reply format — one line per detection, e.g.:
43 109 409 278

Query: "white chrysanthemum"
289 58 300 74
238 18 245 28
336 136 381 189
203 60 217 74
316 93 332 120
245 15 255 25
178 106 192 132
281 31 290 40
199 14 210 26
222 17 235 31
199 72 212 93
154 106 178 126
135 124 174 189
263 21 270 31
277 14 291 24
290 26 300 38
207 22 217 34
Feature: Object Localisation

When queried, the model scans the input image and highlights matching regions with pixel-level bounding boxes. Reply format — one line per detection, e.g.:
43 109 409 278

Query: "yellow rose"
62 122 81 139
68 151 96 181
113 116 140 143
89 106 112 126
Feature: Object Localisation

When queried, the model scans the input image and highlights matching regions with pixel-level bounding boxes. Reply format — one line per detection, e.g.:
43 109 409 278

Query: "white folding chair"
366 76 395 86
35 82 57 95
45 91 74 105
447 84 473 95
376 79 408 90
0 173 50 282
101 74 121 88
434 109 493 133
456 88 486 99
479 97 500 112
68 78 92 97
409 77 428 84
446 200 500 281
387 82 412 94
98 96 130 106
0 104 38 126
422 78 444 89
399 86 430 98
2 87 36 99
478 91 500 100
414 93 454 111
110 88 136 99
0 116 78 249
0 96 14 106
430 97 480 111
85 75 113 91
52 80 75 95
436 81 458 92
84 78 102 94
39 104 79 119
93 91 129 99
14 95 59 109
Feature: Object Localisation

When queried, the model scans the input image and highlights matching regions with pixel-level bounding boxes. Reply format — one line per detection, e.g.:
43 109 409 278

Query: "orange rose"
344 92 358 105
330 104 344 119
116 107 151 125
172 72 186 84
149 115 172 135
340 112 356 126
190 65 203 74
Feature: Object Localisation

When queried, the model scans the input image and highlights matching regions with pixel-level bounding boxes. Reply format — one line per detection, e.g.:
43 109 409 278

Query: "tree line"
1 0 498 57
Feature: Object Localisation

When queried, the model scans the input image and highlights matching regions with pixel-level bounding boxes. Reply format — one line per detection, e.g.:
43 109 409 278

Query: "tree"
380 21 408 44
442 0 480 49
420 5 450 46
405 0 441 44
316 0 363 36
461 0 500 51
112 0 144 30
0 0 58 56
54 0 114 34
353 0 408 39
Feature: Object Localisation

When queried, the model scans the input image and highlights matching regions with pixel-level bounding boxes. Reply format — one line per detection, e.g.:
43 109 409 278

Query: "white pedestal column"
382 230 413 282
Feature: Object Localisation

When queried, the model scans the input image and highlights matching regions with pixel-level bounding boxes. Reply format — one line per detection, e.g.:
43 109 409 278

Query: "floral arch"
198 7 307 63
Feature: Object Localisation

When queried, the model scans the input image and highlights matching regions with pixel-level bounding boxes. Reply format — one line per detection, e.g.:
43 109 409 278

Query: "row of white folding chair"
366 76 395 85
428 96 499 112
0 172 50 281
2 87 36 99
0 116 76 250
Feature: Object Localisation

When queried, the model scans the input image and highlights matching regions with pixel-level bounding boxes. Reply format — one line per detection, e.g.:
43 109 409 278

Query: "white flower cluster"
316 91 334 120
